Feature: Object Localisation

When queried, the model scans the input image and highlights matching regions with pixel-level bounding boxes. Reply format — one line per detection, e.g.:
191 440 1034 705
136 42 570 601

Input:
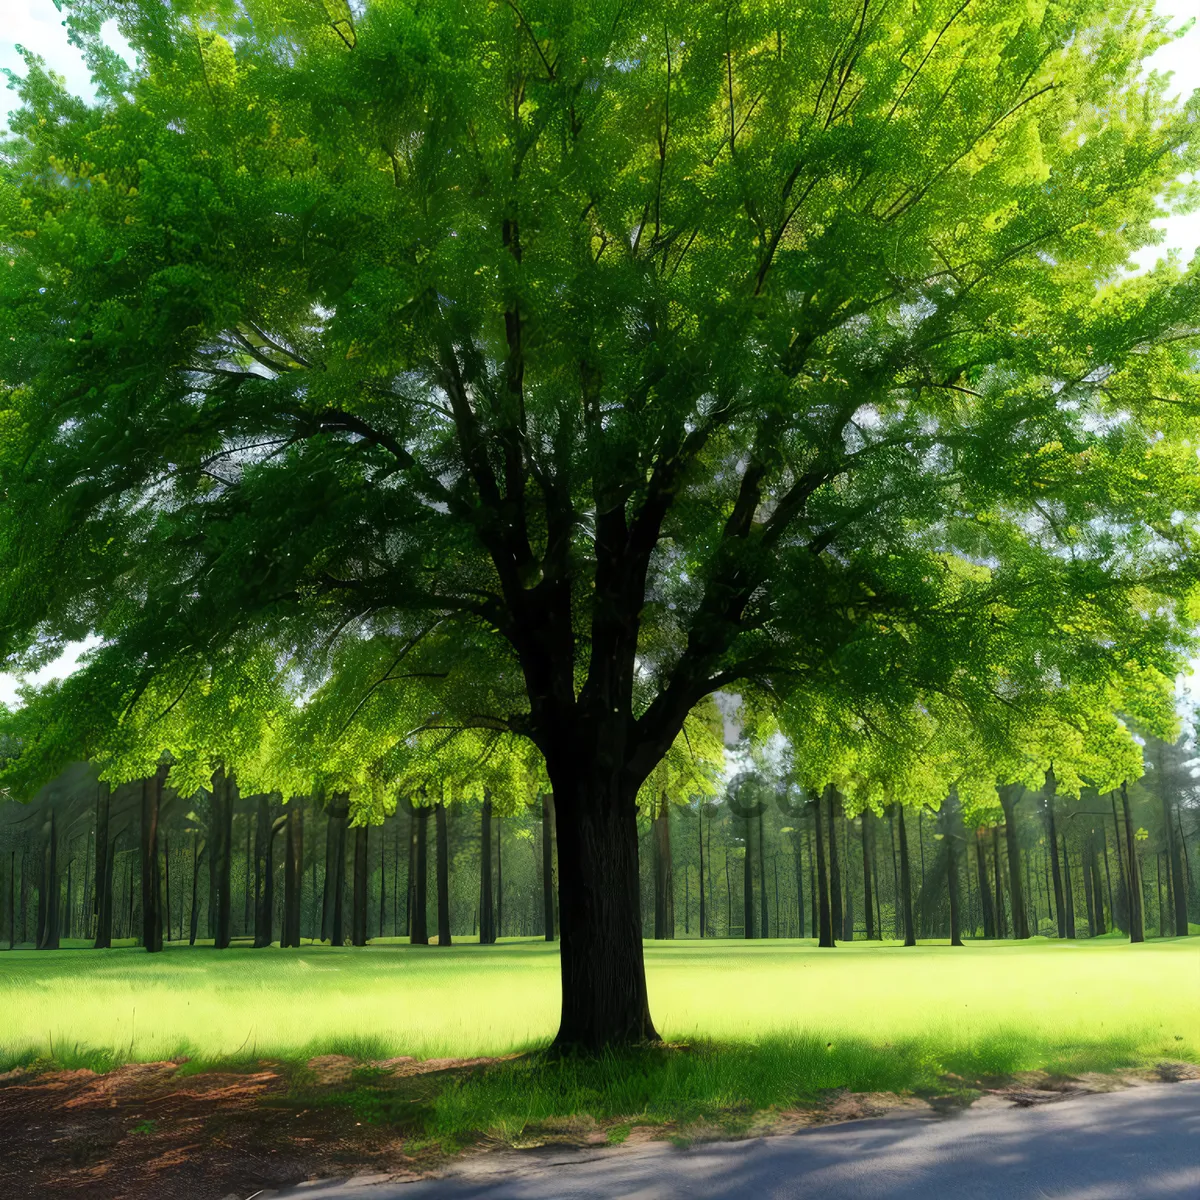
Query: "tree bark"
653 792 675 939
827 790 843 944
991 826 1007 938
209 768 235 949
542 793 556 940
435 799 451 946
189 837 203 945
549 764 658 1050
321 792 349 945
759 809 769 939
742 807 756 939
897 805 916 946
1082 826 1098 937
1121 782 1145 942
1088 829 1107 936
814 793 834 947
479 796 495 944
282 805 303 948
1046 784 1067 937
997 786 1029 939
1163 792 1188 938
945 797 963 947
793 828 805 939
254 794 275 948
352 823 369 946
411 804 429 945
37 806 60 950
140 770 164 953
862 813 876 940
698 803 707 938
1061 834 1077 939
94 784 113 950
975 830 996 937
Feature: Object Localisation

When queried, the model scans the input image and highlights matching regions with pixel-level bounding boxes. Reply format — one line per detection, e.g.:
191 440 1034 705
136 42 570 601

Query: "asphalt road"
271 1080 1200 1199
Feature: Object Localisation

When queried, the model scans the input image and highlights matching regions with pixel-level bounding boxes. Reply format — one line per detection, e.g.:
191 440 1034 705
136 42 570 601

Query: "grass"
1 936 1195 1068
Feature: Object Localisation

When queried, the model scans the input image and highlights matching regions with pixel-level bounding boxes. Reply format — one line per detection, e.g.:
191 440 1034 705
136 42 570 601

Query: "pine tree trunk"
321 792 349 945
542 793 556 941
742 808 756 938
814 794 834 947
991 827 1007 938
189 837 202 945
998 786 1029 938
1089 831 1107 936
897 805 916 946
548 763 658 1051
37 807 60 950
1082 827 1097 937
94 784 113 950
435 800 452 946
945 796 963 947
281 805 303 948
1120 782 1145 942
793 828 805 939
654 793 674 939
254 794 275 948
479 797 495 944
1163 793 1188 937
888 809 902 939
975 831 996 937
1062 835 1077 939
140 771 163 953
1047 788 1067 937
1110 794 1129 931
862 814 875 940
352 823 369 946
827 789 843 943
411 805 429 945
759 809 769 939
209 768 235 949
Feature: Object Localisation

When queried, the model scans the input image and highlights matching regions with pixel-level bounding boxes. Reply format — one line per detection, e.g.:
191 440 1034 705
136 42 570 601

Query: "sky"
2 1 1200 708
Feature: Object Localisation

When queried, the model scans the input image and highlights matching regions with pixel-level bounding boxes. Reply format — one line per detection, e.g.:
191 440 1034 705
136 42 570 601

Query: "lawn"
2 936 1196 1075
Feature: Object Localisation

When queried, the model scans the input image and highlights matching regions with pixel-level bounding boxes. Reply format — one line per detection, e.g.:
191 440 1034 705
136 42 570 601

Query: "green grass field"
2 936 1196 1074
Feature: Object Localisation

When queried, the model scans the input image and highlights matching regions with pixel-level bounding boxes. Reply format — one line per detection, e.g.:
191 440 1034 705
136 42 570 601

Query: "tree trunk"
254 794 275 948
814 794 834 947
548 764 658 1051
888 809 902 939
997 786 1029 939
282 805 303 948
653 793 674 939
1101 822 1116 935
698 804 707 938
793 829 805 939
991 826 1007 938
479 797 495 944
897 805 916 946
435 799 451 946
1082 827 1097 937
321 792 349 945
209 768 235 949
862 813 876 940
352 823 369 946
94 784 113 950
1061 834 1077 939
945 797 963 947
759 809 769 939
1110 793 1129 931
37 807 60 950
827 790 843 944
1047 786 1067 937
140 770 163 953
975 831 996 938
1163 793 1188 938
189 838 203 945
1089 830 1106 936
411 805 429 945
378 818 387 939
542 793 556 941
742 807 756 938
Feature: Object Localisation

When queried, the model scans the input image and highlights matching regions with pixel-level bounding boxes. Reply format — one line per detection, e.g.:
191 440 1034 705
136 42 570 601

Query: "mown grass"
2 937 1196 1145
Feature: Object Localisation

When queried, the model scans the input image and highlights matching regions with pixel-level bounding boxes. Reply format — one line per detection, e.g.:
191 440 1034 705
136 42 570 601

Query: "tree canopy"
3 0 1199 1047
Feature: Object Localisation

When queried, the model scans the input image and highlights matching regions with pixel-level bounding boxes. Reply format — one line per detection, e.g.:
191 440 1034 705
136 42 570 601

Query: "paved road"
272 1081 1200 1199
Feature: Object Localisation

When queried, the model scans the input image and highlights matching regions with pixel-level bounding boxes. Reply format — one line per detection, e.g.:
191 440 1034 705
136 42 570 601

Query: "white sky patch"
2 3 1200 713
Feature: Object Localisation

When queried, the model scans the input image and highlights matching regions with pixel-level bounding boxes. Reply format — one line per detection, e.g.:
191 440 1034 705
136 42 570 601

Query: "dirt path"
1 1058 1195 1199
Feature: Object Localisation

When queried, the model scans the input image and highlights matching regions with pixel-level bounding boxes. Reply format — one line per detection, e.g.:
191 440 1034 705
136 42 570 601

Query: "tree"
5 0 1200 1047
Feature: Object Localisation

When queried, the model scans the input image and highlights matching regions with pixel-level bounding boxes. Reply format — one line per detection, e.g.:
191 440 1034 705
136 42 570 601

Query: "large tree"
3 0 1200 1047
